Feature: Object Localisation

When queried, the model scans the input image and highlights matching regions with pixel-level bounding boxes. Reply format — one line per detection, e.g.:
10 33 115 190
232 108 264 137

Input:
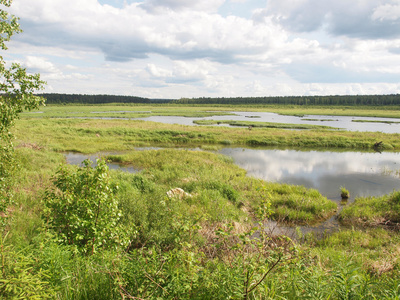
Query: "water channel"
135 111 400 133
218 148 400 201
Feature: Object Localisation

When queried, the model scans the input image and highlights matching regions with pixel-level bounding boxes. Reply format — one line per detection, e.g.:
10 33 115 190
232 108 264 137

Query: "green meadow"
2 104 400 299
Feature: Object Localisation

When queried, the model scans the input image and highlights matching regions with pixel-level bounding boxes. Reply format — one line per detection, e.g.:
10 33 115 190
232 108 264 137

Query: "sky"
4 0 400 99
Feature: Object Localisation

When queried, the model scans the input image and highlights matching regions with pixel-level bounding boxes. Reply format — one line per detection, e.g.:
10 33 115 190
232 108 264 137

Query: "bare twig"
245 255 282 298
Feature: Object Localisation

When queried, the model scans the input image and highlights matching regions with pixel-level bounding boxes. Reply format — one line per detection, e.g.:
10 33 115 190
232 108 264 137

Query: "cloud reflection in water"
219 148 400 200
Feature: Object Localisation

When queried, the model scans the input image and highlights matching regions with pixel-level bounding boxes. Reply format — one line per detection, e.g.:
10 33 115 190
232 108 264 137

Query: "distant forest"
39 93 400 106
39 93 151 104
174 94 400 106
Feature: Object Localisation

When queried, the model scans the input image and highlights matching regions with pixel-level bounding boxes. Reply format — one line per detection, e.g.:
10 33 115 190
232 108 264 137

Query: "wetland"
7 104 400 299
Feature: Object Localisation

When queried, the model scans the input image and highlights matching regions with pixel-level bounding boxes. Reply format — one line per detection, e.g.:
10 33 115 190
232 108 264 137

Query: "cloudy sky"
4 0 400 98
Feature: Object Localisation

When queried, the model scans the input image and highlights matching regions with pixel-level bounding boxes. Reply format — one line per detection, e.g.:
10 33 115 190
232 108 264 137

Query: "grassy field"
21 103 400 118
13 117 400 153
2 104 400 299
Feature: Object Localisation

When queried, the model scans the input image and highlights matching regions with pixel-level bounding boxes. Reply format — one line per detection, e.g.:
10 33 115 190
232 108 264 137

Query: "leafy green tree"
44 159 130 255
0 0 45 216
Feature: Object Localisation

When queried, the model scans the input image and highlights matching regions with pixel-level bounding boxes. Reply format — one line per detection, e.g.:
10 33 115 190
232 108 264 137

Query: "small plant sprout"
340 186 350 200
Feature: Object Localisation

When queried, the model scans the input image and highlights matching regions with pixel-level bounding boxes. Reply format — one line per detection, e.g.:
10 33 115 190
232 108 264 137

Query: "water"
136 111 400 133
64 152 139 173
218 148 400 237
64 148 400 237
65 148 400 201
218 148 400 201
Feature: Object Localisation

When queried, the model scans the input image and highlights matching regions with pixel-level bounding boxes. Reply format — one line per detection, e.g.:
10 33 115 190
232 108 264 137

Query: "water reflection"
63 148 400 236
218 148 400 200
65 149 400 200
137 111 400 133
64 152 139 173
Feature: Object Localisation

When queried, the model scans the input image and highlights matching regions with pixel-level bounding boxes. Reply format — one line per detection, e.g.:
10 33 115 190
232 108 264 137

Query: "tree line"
37 93 400 106
174 94 400 106
39 93 151 104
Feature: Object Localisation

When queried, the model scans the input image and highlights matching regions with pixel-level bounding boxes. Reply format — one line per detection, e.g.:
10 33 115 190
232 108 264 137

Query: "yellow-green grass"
13 118 400 153
339 191 400 227
5 140 400 299
193 119 339 130
315 228 400 276
107 149 337 224
22 103 400 118
21 104 235 118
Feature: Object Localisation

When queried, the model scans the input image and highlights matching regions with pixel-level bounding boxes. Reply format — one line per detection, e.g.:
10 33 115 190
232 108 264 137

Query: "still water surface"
216 148 400 237
65 148 400 201
136 111 400 133
219 148 400 201
64 148 400 237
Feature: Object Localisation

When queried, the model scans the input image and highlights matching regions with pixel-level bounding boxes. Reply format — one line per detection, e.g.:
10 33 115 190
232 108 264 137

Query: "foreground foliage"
2 147 399 299
0 0 45 218
43 159 130 255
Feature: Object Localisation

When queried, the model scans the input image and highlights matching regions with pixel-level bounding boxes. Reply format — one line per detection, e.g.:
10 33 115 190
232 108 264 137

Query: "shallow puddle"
64 152 139 173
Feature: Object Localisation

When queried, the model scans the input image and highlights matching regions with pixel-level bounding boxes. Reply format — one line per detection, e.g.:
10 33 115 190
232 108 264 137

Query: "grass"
22 103 400 119
1 140 398 299
339 191 400 228
12 117 400 153
352 119 400 124
315 228 400 276
193 119 339 130
21 104 236 118
107 149 337 225
340 186 350 200
4 104 400 299
302 118 338 122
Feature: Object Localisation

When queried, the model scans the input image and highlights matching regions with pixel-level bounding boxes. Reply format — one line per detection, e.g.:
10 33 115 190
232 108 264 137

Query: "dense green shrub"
43 159 130 254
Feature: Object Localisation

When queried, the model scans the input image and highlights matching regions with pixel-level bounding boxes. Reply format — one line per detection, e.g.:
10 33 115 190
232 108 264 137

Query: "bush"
43 159 130 255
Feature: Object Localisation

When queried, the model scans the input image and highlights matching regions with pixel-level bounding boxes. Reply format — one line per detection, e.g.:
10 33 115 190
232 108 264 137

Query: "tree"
0 0 45 216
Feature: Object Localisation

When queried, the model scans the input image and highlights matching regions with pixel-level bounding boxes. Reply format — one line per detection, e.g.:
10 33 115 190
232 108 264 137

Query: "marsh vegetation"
3 104 400 299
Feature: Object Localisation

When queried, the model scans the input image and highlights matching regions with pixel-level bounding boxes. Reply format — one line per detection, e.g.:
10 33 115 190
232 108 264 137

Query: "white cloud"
258 0 400 39
4 0 400 98
11 0 288 64
24 56 59 73
372 3 400 21
140 0 225 13
146 64 172 78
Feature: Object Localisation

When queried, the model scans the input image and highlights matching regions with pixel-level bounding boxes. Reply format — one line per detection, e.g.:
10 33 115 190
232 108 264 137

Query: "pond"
219 148 400 201
64 152 139 173
64 148 400 238
218 148 400 239
65 148 400 201
136 111 400 133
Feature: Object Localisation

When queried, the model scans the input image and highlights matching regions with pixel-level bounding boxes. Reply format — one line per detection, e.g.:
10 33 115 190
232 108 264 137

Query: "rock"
167 188 191 199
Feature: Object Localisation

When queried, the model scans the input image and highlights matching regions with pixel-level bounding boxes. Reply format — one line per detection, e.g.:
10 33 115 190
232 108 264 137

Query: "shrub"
43 159 130 255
